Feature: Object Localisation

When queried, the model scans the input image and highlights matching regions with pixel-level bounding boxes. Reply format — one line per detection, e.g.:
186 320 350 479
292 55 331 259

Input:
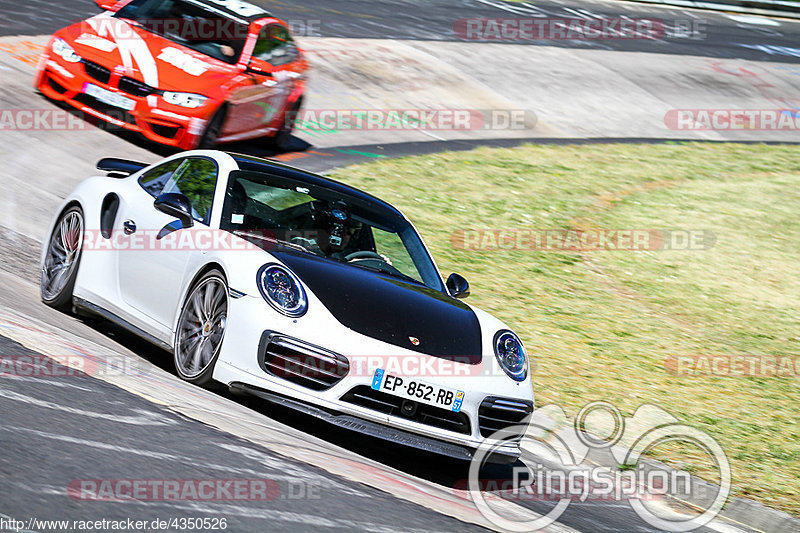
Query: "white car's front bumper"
213 292 534 462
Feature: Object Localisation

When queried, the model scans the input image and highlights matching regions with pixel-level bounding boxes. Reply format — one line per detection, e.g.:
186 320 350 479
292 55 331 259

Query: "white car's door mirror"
154 193 194 228
446 273 470 298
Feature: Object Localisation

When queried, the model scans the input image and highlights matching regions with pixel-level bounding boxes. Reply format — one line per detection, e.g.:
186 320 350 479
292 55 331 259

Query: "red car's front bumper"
36 53 211 150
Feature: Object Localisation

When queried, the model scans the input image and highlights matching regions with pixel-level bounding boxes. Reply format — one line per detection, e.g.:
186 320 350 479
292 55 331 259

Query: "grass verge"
329 142 800 516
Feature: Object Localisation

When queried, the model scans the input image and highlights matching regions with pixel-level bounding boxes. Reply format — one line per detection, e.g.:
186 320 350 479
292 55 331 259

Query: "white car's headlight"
257 264 307 317
494 331 528 382
161 91 208 108
52 38 81 63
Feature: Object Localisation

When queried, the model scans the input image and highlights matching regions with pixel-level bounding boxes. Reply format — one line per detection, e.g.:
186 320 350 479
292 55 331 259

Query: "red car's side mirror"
95 0 120 11
247 58 274 77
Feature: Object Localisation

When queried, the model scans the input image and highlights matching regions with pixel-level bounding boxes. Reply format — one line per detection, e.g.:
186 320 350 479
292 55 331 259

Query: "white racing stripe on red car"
157 47 210 76
75 33 118 53
87 15 159 89
114 23 159 89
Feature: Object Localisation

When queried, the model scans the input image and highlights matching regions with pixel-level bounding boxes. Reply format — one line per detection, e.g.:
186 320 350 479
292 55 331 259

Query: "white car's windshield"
221 171 445 291
115 0 249 64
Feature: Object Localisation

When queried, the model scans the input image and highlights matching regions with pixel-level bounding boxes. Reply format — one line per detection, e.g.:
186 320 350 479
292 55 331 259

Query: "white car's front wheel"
174 270 228 387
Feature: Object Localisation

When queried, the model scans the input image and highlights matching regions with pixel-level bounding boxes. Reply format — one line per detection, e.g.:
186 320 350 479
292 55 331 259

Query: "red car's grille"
81 60 111 85
119 76 157 97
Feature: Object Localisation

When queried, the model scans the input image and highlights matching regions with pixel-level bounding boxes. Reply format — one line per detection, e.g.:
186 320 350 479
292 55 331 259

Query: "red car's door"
223 22 300 137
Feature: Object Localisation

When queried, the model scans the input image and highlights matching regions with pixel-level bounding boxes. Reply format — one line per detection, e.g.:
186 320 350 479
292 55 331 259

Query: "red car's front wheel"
270 98 302 152
197 105 228 149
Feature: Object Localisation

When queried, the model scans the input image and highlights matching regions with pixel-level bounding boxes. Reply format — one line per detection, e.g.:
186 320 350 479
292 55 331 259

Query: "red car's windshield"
114 0 250 64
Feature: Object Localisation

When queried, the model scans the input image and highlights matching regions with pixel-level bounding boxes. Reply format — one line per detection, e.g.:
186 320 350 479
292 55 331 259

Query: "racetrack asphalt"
4 0 800 63
1 1 799 532
0 335 491 533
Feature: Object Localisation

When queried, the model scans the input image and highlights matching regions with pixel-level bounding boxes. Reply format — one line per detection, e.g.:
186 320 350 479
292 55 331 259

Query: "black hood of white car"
271 250 483 364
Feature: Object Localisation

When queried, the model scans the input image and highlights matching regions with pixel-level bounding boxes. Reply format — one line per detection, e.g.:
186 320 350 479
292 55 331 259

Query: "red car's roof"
115 0 272 23
184 0 272 22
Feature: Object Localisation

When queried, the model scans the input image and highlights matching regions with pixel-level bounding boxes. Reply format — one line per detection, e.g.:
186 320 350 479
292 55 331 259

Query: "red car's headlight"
161 91 208 108
52 38 82 63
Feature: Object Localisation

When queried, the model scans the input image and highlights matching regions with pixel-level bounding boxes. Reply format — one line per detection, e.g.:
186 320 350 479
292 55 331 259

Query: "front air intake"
478 396 533 438
340 385 471 435
258 332 349 391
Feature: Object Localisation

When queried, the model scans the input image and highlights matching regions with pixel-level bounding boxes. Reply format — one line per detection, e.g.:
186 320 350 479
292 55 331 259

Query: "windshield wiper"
275 239 322 255
351 263 420 285
234 230 322 256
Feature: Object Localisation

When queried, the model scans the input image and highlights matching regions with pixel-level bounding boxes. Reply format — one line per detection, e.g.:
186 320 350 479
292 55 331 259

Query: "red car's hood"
61 14 241 93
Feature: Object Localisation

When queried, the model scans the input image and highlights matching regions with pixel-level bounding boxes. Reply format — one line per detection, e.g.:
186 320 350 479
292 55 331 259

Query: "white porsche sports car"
41 150 534 462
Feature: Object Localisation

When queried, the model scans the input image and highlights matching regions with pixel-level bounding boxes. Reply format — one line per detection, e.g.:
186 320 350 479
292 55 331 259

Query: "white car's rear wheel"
174 270 228 386
41 206 84 310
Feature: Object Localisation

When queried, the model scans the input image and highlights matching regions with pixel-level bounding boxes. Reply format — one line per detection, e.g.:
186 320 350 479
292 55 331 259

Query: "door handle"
123 220 136 235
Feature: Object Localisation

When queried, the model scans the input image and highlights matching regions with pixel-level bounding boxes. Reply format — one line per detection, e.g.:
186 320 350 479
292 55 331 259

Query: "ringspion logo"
468 402 730 532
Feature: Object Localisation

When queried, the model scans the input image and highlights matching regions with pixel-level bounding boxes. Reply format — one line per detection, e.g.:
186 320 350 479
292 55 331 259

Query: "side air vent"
100 194 120 238
258 332 349 391
478 396 533 438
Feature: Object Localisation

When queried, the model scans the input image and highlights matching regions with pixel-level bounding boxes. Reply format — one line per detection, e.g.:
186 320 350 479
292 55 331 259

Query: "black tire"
41 206 84 311
270 99 301 152
174 270 228 387
197 105 227 149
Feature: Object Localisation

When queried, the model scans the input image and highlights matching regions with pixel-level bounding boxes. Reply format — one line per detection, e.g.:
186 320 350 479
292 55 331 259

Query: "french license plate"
83 83 136 111
371 369 465 412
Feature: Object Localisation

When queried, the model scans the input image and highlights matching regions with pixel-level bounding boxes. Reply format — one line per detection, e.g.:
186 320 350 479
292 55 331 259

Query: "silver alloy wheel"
41 208 84 301
175 275 228 379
